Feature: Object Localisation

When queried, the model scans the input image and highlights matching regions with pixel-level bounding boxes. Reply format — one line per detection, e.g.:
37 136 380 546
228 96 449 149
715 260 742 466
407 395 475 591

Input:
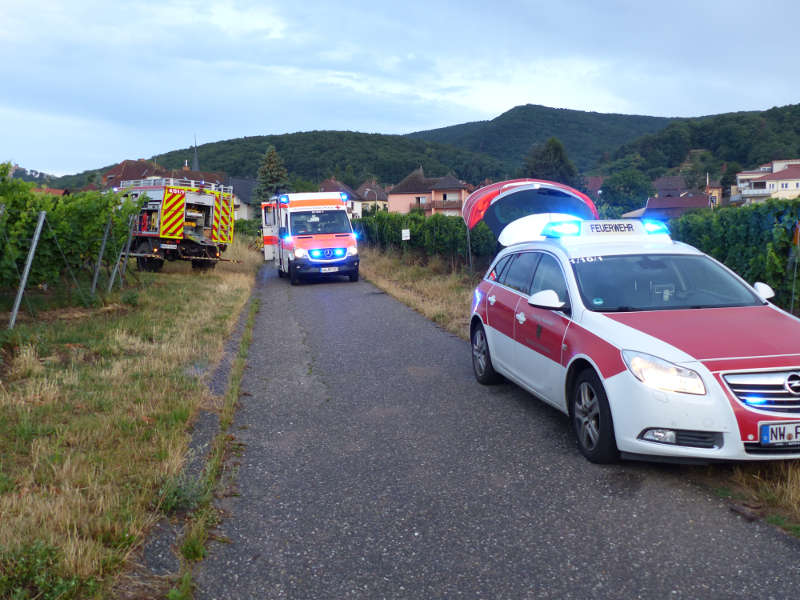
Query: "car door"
487 252 541 373
513 253 571 409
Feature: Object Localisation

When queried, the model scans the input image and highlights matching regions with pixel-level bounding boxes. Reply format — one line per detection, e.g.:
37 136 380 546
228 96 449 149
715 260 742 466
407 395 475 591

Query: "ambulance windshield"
573 254 763 312
290 210 352 235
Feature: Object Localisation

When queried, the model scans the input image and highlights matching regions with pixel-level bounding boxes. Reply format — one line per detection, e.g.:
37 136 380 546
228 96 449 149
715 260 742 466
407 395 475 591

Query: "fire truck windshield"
290 210 352 235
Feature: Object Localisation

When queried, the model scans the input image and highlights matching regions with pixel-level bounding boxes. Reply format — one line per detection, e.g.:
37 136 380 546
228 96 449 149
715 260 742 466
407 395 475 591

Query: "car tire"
471 322 502 385
570 369 618 463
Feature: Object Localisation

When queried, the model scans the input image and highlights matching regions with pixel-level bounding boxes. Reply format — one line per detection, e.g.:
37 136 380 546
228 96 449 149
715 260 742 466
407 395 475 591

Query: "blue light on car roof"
541 220 582 238
642 220 669 235
340 192 348 202
279 194 290 204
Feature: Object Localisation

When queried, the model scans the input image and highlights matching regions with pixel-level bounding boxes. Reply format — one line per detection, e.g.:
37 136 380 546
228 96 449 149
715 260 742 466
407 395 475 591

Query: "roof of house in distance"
389 167 467 195
102 159 226 189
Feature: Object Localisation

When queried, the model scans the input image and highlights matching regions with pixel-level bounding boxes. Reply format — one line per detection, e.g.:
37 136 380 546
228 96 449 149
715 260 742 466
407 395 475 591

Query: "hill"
406 104 673 172
148 131 507 189
598 103 800 184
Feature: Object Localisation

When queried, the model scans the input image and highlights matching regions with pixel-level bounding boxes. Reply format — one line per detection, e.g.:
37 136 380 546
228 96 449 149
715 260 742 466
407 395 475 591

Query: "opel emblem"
324 249 332 258
784 373 800 395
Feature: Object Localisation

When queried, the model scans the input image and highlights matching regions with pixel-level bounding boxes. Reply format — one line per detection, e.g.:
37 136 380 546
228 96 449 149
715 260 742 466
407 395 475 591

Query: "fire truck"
121 177 234 271
261 192 359 284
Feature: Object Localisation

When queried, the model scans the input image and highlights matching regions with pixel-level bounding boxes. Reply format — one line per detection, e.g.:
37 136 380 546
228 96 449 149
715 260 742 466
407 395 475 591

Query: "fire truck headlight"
294 248 307 259
347 246 358 256
622 350 706 395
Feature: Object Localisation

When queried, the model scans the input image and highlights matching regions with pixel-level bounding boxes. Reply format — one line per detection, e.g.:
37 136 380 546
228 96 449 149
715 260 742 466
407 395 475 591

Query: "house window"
416 196 427 204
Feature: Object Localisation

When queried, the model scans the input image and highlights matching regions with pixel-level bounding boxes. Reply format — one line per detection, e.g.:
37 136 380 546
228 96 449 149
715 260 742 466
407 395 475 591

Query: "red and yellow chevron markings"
212 192 233 243
160 187 186 239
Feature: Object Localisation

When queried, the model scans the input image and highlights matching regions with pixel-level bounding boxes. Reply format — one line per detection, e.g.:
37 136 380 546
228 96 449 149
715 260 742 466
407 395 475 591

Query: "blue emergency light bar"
279 194 290 204
641 219 670 235
541 220 582 238
340 192 348 202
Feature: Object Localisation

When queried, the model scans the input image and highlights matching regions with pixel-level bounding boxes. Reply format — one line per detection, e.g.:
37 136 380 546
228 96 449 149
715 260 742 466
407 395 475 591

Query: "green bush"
234 217 260 237
354 212 496 267
669 199 800 311
0 163 140 289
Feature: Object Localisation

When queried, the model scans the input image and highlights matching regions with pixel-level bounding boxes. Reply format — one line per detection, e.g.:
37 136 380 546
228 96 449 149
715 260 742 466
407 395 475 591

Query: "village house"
355 179 389 213
386 167 468 216
319 178 363 218
731 159 800 204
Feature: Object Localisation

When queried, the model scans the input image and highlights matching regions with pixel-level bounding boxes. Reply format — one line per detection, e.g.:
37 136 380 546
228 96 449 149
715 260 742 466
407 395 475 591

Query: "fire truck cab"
263 192 359 284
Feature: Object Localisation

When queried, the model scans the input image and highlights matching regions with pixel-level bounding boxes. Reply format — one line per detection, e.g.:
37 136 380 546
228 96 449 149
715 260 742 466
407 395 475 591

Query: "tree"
254 145 289 202
598 169 654 218
521 137 580 188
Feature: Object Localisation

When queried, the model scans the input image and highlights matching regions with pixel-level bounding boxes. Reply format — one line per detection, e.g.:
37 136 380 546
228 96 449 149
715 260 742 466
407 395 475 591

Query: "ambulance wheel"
471 322 501 385
277 267 284 278
349 269 359 282
289 263 299 285
570 369 618 464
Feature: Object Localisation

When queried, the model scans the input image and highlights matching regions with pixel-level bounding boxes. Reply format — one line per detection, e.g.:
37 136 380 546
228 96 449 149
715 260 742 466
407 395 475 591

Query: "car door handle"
516 312 526 324
488 295 496 305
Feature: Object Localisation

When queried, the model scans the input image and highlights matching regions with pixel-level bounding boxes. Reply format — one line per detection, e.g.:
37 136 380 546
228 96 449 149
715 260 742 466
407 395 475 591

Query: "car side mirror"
278 226 287 238
753 281 775 300
528 289 566 310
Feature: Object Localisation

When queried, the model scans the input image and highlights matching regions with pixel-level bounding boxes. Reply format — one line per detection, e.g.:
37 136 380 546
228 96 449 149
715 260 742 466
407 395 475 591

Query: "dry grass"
359 247 481 339
0 236 262 597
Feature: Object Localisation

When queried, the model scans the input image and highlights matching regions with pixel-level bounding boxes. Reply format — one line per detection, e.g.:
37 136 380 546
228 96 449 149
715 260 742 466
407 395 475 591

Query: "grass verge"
0 238 262 598
166 296 260 599
360 245 800 538
359 246 483 339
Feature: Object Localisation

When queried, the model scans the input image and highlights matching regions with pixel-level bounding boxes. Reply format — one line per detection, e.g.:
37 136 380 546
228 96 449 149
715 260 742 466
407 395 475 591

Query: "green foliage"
600 103 800 181
521 137 581 187
0 542 95 599
355 212 496 265
408 103 673 172
253 145 289 202
0 164 140 289
234 217 261 237
597 169 654 218
669 199 800 309
142 131 507 188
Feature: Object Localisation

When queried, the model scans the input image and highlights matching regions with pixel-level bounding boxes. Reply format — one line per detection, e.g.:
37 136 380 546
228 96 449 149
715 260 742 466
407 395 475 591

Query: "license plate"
160 243 177 249
320 266 339 273
759 421 800 446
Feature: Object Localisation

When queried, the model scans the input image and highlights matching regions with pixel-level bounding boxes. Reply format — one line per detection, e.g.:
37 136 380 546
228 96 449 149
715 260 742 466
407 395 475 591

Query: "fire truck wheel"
149 259 164 273
191 260 215 270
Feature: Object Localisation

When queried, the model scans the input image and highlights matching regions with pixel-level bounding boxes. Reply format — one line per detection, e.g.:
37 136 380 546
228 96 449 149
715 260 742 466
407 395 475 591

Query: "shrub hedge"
0 164 140 289
354 211 496 267
669 199 800 311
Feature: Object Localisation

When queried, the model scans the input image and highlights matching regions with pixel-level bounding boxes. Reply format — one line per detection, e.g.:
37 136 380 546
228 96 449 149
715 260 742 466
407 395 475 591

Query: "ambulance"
261 192 359 284
466 179 800 463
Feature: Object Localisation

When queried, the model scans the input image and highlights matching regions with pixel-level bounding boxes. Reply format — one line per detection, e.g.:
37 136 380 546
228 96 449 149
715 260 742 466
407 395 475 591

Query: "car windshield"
290 210 351 235
572 254 763 312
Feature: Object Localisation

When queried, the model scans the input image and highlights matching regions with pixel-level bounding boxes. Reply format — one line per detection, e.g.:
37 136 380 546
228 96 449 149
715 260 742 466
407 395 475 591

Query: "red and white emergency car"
261 192 359 284
470 217 800 463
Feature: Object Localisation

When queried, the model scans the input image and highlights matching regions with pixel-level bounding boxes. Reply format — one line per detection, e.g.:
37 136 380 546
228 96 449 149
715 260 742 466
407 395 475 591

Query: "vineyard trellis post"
107 215 135 293
9 210 46 330
91 216 113 296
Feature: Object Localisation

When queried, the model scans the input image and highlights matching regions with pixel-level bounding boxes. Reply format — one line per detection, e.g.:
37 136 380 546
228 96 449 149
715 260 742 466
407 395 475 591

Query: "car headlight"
347 245 358 256
294 248 307 259
621 350 706 395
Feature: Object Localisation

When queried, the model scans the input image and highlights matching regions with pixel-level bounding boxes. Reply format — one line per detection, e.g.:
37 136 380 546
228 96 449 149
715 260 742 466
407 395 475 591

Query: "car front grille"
723 371 800 413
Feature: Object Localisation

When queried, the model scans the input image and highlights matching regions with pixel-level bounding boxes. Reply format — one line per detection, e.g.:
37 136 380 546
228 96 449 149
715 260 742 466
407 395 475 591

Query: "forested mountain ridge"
406 104 674 172
151 131 508 189
596 104 800 184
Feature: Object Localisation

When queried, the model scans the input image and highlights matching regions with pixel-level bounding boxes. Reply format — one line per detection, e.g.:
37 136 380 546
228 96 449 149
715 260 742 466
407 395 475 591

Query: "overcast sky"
3 0 800 175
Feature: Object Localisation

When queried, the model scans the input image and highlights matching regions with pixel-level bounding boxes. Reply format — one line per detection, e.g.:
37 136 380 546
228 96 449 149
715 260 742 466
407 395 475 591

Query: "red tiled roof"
752 165 800 182
389 167 467 195
102 159 225 189
355 179 388 201
319 178 361 201
645 193 709 209
34 187 67 196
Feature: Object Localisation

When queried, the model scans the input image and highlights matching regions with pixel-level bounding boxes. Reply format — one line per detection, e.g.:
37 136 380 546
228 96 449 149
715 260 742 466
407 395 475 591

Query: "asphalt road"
194 267 800 599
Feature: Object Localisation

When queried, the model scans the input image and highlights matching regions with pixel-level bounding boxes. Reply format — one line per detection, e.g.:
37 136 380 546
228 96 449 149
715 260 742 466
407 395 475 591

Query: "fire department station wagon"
465 181 800 463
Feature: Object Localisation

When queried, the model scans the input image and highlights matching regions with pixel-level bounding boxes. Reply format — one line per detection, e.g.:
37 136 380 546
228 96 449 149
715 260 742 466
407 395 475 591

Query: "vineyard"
0 164 141 320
